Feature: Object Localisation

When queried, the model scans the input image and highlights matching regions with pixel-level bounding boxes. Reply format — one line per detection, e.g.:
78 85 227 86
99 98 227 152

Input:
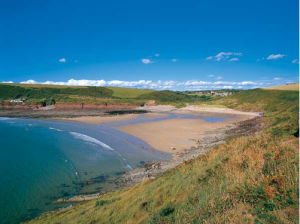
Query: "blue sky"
0 0 298 90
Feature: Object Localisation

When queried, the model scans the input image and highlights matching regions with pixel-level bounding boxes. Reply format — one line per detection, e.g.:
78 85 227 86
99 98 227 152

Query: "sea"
0 113 234 224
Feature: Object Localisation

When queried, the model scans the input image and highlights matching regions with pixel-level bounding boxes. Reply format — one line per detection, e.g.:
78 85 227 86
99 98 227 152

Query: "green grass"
27 88 299 224
137 90 209 104
0 84 113 102
215 89 299 137
195 88 299 137
107 87 156 98
0 84 210 106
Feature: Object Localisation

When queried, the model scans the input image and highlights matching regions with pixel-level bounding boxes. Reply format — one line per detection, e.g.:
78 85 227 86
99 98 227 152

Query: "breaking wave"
69 132 114 151
49 127 63 132
125 164 133 170
0 117 14 121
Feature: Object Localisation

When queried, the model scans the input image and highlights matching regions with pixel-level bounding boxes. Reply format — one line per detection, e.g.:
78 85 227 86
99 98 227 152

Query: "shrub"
159 203 175 217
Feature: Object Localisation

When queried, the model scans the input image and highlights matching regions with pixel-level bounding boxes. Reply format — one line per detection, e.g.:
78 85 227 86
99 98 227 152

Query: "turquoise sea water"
0 117 169 224
0 113 235 224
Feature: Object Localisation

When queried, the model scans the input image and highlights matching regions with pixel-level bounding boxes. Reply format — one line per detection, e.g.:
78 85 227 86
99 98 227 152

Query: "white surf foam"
49 127 63 132
126 164 133 170
69 132 114 151
0 117 14 121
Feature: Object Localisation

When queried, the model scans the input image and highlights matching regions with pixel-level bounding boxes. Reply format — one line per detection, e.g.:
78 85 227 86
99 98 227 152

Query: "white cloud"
20 79 37 84
292 59 299 64
1 81 13 83
216 76 222 80
59 58 66 63
273 77 283 80
267 54 286 60
141 58 153 64
155 54 160 57
229 58 239 62
207 75 214 77
171 59 178 62
207 52 242 62
16 79 266 90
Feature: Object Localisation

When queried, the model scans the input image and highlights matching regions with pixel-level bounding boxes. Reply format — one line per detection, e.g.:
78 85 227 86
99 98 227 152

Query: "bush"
95 200 110 207
159 203 175 217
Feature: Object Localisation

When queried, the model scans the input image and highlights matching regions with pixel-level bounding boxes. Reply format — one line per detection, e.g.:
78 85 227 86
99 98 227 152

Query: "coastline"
54 115 263 203
46 106 261 203
122 116 264 187
0 105 263 206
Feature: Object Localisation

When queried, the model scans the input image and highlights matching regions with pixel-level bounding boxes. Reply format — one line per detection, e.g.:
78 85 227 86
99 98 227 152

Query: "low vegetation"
214 89 299 137
137 90 209 104
263 83 299 91
0 84 210 106
28 88 299 224
0 84 113 102
106 87 156 99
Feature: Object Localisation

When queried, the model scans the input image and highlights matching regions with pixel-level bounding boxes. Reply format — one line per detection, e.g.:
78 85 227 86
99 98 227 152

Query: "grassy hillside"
0 84 208 105
28 89 299 224
214 89 299 137
107 87 156 98
138 91 210 104
264 83 299 91
0 84 113 102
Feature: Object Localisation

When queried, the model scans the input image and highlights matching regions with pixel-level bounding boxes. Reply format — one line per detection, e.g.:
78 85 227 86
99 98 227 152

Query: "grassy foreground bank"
28 89 299 224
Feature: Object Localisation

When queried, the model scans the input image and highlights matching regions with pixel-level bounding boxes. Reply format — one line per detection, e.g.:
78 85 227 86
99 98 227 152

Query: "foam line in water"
126 164 133 170
0 117 14 121
49 127 63 132
69 132 114 151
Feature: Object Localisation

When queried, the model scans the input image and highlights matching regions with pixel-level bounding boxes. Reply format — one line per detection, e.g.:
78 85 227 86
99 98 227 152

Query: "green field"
28 88 299 224
107 87 156 98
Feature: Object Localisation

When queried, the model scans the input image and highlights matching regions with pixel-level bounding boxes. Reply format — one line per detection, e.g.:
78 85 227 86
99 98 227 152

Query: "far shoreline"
47 105 260 154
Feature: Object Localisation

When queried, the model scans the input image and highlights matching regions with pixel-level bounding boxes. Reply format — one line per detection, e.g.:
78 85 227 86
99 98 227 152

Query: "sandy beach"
52 105 258 154
117 114 253 153
54 112 169 124
178 105 260 116
54 114 140 124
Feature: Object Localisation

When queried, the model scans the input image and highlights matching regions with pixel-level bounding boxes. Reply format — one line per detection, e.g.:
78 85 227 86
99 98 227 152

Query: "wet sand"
54 113 169 124
117 114 252 153
54 114 140 124
179 105 259 116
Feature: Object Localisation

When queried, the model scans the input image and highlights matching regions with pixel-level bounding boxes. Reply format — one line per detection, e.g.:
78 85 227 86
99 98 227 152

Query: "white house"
9 99 26 103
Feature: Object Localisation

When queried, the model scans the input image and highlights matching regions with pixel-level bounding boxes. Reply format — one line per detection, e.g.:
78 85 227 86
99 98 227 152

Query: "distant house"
145 100 156 106
9 98 26 103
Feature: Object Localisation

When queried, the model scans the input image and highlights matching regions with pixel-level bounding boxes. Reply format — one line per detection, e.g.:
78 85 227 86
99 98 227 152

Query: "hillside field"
0 84 206 106
106 87 156 98
264 83 299 91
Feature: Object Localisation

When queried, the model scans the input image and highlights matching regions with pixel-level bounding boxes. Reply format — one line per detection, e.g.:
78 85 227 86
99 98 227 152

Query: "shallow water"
0 117 168 224
0 113 235 224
